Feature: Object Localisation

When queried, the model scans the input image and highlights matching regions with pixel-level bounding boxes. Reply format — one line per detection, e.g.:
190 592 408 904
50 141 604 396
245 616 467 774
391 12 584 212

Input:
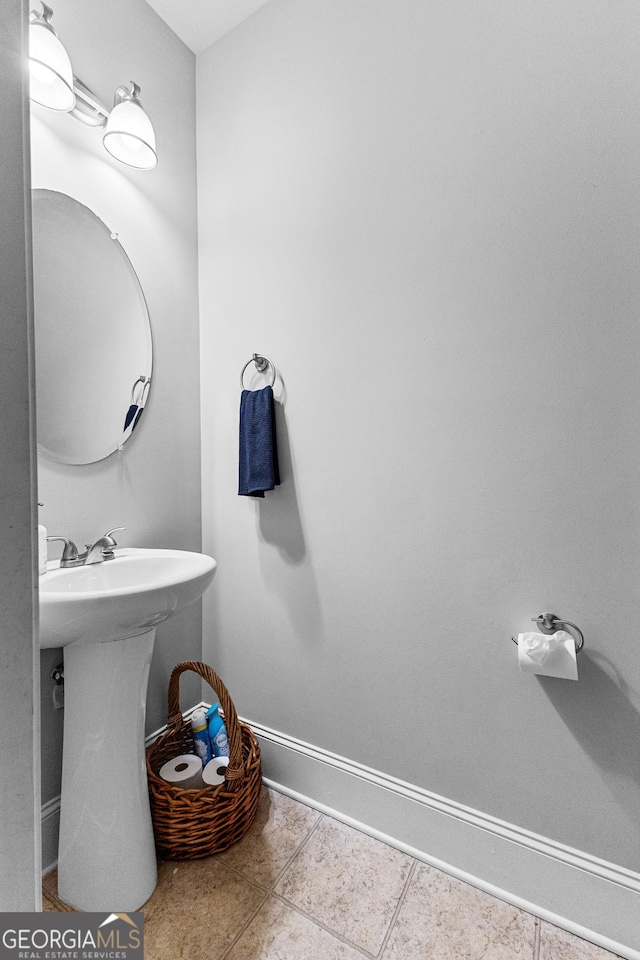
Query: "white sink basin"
39 547 217 647
39 546 217 912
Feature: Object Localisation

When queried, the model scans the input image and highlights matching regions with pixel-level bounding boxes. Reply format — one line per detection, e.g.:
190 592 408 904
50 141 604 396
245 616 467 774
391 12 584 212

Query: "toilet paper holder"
511 613 585 653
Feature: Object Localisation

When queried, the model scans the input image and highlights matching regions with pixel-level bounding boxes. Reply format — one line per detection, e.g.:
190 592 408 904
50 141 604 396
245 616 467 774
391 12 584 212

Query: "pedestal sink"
39 547 217 912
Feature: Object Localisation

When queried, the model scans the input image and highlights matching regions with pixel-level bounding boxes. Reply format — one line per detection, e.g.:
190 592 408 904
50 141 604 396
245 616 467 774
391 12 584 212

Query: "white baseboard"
42 707 640 960
247 719 640 960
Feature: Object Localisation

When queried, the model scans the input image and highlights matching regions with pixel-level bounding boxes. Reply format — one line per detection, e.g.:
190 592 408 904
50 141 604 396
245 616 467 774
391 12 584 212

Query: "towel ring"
130 374 150 405
240 354 276 390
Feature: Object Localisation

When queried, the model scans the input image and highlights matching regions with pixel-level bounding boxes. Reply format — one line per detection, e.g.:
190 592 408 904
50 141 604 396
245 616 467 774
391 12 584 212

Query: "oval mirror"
32 190 152 464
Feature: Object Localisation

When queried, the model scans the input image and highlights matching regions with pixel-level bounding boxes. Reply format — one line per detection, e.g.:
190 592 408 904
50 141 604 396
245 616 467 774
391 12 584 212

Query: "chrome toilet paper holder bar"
511 613 585 653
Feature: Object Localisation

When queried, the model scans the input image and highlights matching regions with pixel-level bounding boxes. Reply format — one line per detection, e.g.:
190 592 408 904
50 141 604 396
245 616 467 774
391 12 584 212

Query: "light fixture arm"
54 77 144 130
69 77 110 127
38 3 53 23
113 82 142 107
30 2 54 27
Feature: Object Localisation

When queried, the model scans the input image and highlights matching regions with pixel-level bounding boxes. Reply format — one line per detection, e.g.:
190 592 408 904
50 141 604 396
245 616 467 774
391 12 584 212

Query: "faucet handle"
97 527 126 560
46 536 79 562
102 526 126 545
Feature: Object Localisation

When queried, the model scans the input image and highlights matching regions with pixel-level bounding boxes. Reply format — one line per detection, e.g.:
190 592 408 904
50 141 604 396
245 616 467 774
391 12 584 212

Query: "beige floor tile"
275 815 413 955
142 857 266 960
539 922 624 960
220 786 321 888
226 896 368 960
382 862 537 960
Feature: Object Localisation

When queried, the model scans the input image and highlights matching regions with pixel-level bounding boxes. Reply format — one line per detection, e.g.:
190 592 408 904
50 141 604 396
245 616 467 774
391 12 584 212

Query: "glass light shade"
29 19 75 112
103 99 157 170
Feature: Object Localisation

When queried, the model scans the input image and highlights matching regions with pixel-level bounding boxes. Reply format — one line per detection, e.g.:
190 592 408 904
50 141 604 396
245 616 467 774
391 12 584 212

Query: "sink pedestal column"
58 629 158 911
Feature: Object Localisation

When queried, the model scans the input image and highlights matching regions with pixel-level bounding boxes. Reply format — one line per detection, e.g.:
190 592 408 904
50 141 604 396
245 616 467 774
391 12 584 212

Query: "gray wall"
197 0 640 872
0 0 41 910
32 0 201 805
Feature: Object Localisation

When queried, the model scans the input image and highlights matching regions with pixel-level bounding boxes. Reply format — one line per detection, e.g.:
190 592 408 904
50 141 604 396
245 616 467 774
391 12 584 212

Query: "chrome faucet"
46 536 84 568
83 527 126 564
46 527 126 568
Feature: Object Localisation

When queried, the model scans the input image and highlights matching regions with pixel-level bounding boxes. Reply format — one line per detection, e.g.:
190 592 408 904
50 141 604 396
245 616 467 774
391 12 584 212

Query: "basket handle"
167 660 245 781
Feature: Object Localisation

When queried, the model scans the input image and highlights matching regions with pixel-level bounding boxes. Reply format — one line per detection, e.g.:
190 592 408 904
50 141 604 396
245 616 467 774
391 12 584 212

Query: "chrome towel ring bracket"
511 612 585 653
240 353 277 390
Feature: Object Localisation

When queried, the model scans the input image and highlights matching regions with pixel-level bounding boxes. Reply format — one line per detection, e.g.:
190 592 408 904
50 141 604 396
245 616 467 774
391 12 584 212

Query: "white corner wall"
197 0 640 949
30 0 202 813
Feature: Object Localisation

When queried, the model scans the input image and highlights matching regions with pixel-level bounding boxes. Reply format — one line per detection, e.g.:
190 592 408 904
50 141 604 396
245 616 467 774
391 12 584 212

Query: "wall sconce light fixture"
28 3 158 170
28 3 75 112
103 83 157 171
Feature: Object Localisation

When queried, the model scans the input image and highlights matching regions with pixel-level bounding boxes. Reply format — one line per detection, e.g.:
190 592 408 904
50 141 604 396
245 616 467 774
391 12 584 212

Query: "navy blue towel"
124 404 138 429
238 386 280 498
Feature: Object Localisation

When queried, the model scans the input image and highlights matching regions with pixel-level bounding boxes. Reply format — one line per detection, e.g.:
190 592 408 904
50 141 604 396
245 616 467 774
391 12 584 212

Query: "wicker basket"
146 660 261 859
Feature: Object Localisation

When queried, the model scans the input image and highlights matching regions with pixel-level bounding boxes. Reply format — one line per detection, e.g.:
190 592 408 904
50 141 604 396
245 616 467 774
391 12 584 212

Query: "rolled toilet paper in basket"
202 755 229 787
517 630 578 681
159 754 204 789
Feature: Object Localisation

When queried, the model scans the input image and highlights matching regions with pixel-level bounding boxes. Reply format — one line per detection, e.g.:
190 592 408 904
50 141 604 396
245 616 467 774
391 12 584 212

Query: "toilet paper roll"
202 755 230 786
159 754 204 789
517 630 578 681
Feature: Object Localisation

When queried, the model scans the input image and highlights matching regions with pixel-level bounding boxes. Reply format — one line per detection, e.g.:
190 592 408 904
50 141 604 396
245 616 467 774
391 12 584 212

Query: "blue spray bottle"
206 702 230 757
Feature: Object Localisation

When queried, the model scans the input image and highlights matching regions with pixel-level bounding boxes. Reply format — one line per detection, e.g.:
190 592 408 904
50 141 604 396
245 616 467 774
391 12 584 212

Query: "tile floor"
43 785 624 960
